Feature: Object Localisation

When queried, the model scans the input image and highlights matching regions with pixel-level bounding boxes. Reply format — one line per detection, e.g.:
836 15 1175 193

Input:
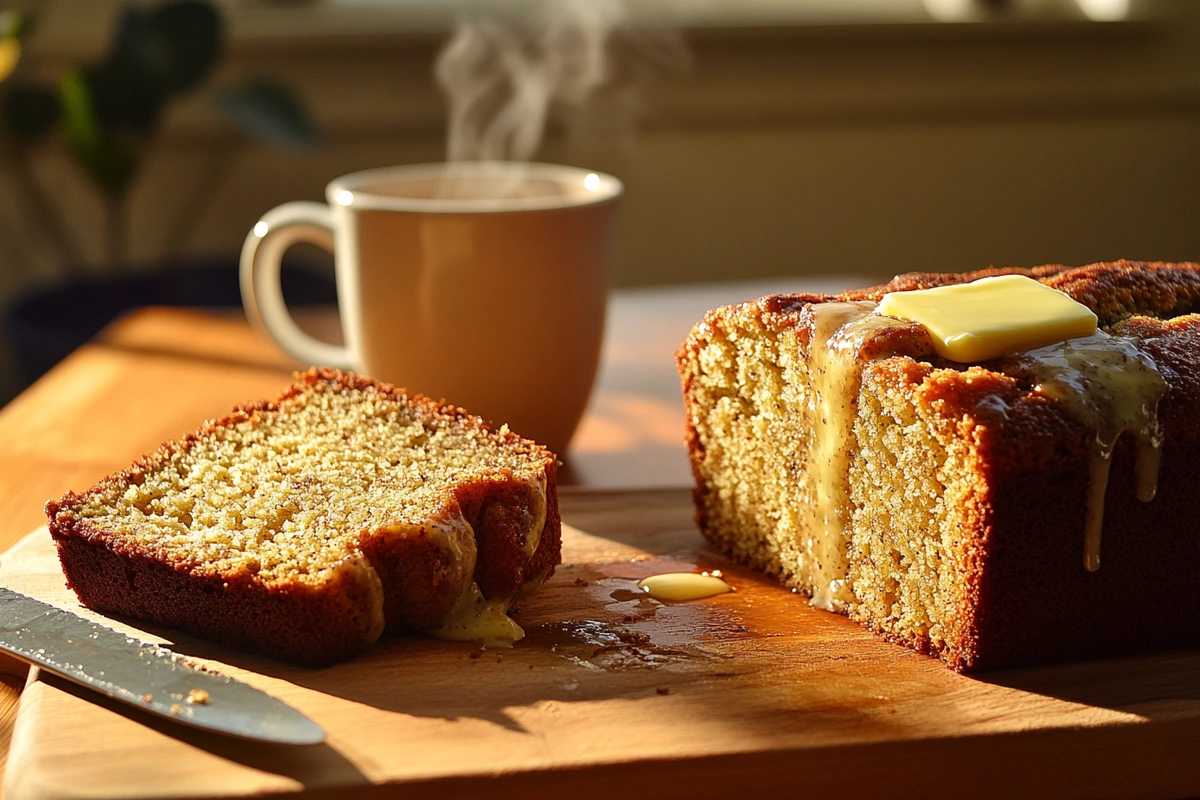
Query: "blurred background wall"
1 0 1199 400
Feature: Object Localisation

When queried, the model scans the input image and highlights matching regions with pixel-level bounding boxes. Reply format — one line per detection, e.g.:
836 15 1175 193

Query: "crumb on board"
170 704 182 715
141 694 153 703
186 689 210 705
618 630 650 646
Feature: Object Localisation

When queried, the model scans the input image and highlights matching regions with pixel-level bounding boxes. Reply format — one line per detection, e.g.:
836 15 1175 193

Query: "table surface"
0 276 867 792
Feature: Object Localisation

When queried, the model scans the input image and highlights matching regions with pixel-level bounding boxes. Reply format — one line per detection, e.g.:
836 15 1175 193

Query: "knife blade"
0 588 325 745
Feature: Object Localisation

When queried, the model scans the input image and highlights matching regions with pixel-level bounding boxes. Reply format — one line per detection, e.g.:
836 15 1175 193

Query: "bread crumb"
186 689 210 705
141 694 153 703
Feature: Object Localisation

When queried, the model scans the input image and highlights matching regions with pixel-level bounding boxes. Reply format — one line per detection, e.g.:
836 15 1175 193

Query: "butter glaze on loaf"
678 260 1200 671
45 368 561 667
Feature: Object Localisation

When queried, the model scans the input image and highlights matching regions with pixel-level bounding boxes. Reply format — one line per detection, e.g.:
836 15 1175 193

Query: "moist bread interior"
69 381 544 587
678 260 1200 670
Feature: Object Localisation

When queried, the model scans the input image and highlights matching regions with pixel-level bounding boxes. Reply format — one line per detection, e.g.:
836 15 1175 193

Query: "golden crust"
679 260 1200 671
45 367 562 667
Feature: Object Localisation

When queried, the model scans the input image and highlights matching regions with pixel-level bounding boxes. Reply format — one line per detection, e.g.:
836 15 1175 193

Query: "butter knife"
0 588 325 745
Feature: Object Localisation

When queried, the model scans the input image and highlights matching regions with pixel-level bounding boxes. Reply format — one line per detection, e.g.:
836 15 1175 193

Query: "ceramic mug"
239 161 622 455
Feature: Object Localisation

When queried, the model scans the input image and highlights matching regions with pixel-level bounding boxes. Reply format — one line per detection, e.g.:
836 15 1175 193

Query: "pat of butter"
877 274 1098 363
637 572 732 602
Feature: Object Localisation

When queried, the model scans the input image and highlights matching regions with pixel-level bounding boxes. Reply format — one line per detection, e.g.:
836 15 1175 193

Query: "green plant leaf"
81 135 138 198
152 1 222 92
0 37 20 83
215 79 320 148
2 84 59 139
112 1 221 97
86 62 168 133
0 10 28 84
59 69 137 196
0 10 29 41
59 70 100 153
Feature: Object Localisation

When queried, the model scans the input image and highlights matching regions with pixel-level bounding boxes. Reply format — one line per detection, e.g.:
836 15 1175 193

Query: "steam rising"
435 0 687 162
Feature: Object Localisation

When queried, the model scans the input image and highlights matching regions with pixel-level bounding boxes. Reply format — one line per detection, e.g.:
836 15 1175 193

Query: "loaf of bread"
678 260 1200 671
45 368 561 666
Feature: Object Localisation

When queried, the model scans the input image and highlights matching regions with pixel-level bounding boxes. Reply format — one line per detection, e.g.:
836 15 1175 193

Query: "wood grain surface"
0 282 854 795
4 278 1192 798
3 489 1200 800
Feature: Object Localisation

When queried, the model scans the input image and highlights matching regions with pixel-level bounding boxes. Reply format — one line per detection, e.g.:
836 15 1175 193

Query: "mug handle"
239 201 355 369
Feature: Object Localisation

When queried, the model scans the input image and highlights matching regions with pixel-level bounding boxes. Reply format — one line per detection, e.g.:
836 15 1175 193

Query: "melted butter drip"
637 571 732 602
1016 331 1166 572
430 582 524 648
807 302 911 611
522 475 548 558
426 478 546 646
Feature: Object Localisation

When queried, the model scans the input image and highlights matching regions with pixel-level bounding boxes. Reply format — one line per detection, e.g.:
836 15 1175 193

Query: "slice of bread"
45 368 560 666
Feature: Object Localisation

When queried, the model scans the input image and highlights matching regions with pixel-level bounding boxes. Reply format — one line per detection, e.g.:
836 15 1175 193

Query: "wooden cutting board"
3 489 1199 800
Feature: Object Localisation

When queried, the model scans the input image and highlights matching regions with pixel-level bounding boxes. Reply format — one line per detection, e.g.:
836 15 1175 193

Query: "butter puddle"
637 571 733 602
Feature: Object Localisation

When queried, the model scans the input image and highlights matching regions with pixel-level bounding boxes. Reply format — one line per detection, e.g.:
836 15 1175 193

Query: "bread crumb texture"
50 368 553 591
679 260 1200 671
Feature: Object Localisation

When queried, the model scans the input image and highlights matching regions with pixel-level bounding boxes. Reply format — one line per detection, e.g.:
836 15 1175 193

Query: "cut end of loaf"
679 261 1200 671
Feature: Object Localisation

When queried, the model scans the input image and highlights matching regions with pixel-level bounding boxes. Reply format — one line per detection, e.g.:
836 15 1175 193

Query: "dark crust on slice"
678 260 1200 672
45 367 562 667
51 530 384 667
456 471 562 601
